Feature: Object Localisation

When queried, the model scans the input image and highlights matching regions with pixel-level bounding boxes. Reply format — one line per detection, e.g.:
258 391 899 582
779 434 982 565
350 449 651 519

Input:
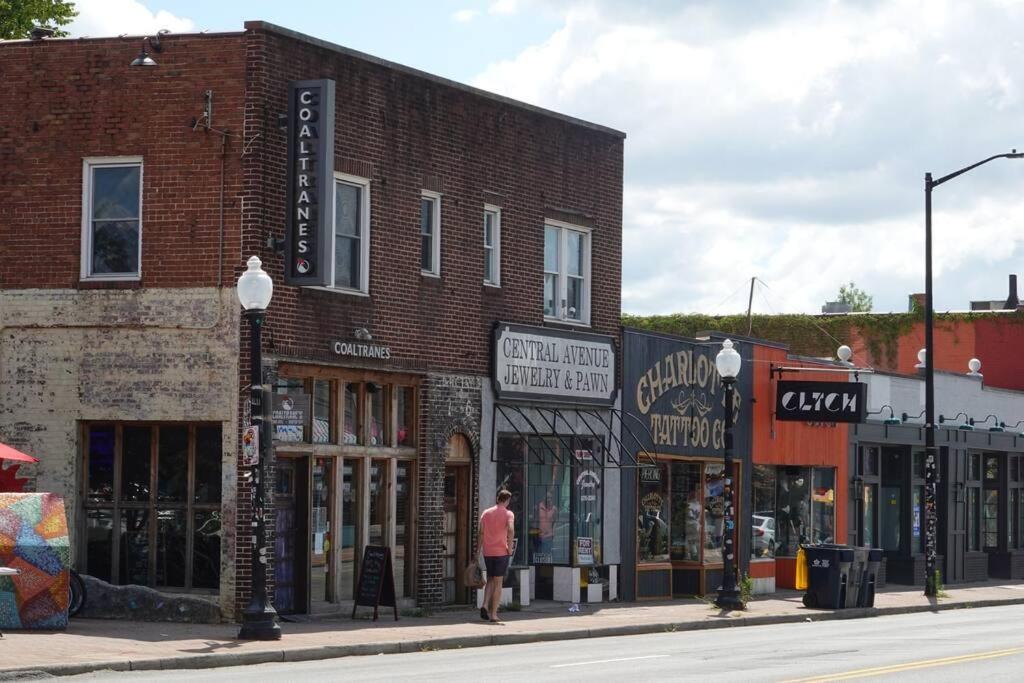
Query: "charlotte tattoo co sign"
285 79 335 287
775 380 866 423
492 323 615 405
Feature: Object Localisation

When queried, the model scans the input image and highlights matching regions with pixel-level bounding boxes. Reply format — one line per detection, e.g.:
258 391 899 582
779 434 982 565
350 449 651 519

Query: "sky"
66 0 1024 315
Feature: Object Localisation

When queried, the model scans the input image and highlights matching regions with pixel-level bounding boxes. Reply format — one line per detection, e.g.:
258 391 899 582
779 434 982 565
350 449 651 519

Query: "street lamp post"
237 256 282 640
923 150 1023 597
715 339 743 610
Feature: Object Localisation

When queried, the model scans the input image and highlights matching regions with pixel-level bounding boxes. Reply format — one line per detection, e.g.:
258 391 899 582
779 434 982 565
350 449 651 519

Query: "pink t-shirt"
480 504 514 557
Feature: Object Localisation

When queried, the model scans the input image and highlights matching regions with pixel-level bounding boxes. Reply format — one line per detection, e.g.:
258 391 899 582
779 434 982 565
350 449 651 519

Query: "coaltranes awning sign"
284 79 335 287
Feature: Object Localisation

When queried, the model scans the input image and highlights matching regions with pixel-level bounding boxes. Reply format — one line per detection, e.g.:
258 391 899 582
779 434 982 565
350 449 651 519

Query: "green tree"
0 0 78 39
837 281 873 312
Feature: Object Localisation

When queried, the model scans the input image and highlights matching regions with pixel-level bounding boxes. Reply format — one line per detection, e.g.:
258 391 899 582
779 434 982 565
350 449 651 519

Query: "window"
967 452 983 552
544 221 591 324
483 205 501 286
638 462 670 562
420 190 442 275
751 465 777 559
82 423 222 590
670 462 701 561
775 467 836 556
332 174 370 293
81 157 143 280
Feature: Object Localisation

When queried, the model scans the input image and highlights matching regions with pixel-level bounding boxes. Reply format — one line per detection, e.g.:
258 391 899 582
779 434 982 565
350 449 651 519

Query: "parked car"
752 514 776 556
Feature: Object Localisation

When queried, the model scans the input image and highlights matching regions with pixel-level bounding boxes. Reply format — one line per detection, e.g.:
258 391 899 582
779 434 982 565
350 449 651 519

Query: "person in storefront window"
685 488 702 560
477 489 515 624
534 490 557 557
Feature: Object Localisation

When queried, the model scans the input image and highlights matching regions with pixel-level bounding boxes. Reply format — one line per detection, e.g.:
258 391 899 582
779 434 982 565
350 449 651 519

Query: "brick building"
0 21 625 617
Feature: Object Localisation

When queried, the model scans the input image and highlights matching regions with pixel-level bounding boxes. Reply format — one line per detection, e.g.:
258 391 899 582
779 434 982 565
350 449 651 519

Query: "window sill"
543 317 591 329
421 271 441 279
304 285 370 297
77 278 142 290
483 281 501 289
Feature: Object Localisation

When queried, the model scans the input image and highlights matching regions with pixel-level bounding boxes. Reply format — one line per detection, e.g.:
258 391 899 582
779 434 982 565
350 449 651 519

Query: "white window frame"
80 156 143 281
483 204 501 287
420 190 442 277
326 172 371 296
543 219 592 326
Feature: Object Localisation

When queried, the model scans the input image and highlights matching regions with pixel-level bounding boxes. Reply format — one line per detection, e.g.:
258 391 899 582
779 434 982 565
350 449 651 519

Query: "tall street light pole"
715 339 743 610
923 150 1023 597
237 256 282 640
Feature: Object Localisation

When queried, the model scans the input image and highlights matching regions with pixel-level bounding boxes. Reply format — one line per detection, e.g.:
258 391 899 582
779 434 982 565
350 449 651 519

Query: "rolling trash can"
857 548 883 607
845 547 868 608
801 544 854 609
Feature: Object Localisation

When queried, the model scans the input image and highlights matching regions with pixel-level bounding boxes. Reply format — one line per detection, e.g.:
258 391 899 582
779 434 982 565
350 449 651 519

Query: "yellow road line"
780 646 1024 682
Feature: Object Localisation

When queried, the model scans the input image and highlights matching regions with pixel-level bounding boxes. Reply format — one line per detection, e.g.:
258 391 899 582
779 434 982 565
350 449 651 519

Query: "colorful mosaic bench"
0 493 70 630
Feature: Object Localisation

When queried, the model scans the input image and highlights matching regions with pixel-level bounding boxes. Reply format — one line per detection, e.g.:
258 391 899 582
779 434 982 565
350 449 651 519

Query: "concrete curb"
3 596 1023 679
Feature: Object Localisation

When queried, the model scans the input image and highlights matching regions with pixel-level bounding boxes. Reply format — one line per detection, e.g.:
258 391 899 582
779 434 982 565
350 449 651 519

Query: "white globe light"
837 345 853 363
915 348 927 368
715 339 742 379
968 358 982 375
237 256 273 311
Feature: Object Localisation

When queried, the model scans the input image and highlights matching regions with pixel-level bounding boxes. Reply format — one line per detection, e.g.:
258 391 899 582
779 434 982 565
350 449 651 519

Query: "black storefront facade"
621 329 753 600
852 414 1024 586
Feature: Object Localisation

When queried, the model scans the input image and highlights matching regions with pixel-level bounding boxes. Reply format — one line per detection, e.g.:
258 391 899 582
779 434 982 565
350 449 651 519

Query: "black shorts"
483 555 510 578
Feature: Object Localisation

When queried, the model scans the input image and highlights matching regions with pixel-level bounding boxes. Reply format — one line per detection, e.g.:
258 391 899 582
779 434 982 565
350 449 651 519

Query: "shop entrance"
309 456 335 612
443 435 472 604
273 456 309 614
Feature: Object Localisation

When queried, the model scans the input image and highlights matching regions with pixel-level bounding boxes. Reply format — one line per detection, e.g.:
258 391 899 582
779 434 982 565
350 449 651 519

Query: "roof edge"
244 20 627 140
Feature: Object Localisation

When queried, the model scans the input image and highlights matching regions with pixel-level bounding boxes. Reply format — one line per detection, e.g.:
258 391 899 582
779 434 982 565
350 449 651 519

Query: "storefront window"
671 462 702 562
82 423 221 590
810 469 835 544
344 383 360 445
573 439 602 566
751 465 776 559
367 385 385 446
776 468 811 556
912 487 923 553
527 438 570 565
368 459 388 546
397 387 415 447
496 436 528 566
395 461 414 598
864 484 877 548
274 378 307 442
703 463 725 564
968 487 980 551
312 379 332 444
638 462 670 562
983 489 999 548
340 460 360 600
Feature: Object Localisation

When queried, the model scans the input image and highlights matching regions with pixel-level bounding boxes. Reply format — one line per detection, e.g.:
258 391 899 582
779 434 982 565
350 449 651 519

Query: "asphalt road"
70 604 1024 682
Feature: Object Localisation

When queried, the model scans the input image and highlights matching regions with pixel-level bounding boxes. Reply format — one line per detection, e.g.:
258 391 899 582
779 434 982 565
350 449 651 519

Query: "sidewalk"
3 581 1024 678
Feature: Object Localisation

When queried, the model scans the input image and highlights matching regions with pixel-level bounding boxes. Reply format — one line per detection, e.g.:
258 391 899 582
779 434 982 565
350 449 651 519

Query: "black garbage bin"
857 548 883 607
845 547 869 607
802 544 853 609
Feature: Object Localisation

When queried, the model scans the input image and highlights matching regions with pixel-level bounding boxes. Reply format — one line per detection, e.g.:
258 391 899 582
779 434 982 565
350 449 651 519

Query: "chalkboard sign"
351 545 398 621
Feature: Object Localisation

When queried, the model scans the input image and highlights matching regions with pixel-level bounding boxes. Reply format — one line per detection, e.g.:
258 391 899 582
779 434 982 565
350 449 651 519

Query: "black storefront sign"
775 380 865 423
284 79 335 287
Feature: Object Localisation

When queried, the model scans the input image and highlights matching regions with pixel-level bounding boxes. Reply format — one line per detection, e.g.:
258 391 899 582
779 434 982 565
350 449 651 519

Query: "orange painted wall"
752 344 850 587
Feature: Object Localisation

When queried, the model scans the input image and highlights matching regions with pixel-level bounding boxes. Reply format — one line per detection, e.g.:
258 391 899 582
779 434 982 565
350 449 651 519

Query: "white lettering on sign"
780 390 858 416
494 325 615 404
330 340 392 360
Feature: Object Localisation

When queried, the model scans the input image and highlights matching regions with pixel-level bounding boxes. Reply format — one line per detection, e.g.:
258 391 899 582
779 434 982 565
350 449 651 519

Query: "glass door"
340 459 361 600
310 456 334 610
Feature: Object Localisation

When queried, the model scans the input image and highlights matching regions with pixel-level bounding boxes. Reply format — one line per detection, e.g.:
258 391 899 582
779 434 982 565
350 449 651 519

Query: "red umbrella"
0 444 38 463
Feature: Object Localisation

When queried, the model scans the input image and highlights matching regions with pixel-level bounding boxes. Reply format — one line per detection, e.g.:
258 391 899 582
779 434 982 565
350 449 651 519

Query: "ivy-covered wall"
621 310 1024 374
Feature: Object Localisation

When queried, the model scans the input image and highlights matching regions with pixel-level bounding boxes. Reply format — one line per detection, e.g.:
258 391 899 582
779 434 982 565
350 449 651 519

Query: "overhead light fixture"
130 30 168 67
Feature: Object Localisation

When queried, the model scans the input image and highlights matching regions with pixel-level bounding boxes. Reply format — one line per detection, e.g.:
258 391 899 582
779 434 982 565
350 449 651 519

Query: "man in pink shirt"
477 489 515 623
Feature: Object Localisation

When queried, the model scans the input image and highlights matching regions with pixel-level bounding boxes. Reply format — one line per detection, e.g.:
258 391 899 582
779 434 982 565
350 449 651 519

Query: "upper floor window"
484 205 501 287
333 174 371 293
544 221 590 324
420 190 442 276
81 157 143 280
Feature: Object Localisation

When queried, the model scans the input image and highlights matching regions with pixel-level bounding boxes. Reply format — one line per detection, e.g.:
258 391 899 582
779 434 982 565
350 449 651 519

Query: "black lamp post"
715 339 743 610
237 256 282 640
923 150 1023 597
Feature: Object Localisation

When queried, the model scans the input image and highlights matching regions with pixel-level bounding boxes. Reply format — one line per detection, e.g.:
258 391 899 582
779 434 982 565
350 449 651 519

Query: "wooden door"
274 457 309 614
442 461 470 604
943 448 967 583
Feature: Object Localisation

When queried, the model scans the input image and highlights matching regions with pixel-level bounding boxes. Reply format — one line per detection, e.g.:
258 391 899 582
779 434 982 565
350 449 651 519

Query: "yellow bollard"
795 546 809 591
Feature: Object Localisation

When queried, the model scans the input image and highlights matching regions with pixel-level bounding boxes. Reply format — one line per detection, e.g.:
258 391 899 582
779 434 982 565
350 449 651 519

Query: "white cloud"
452 8 481 23
489 0 520 16
471 0 1024 314
69 0 194 37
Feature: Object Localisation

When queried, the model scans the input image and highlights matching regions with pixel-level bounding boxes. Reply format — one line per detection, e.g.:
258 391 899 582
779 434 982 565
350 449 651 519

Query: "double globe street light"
237 256 282 640
715 339 743 610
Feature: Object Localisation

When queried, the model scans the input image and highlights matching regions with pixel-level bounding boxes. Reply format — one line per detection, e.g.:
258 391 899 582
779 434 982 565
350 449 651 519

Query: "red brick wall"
0 34 248 289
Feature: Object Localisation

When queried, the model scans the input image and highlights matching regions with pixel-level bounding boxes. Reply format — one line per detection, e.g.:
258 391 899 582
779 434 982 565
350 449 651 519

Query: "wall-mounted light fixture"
130 29 169 67
901 409 925 423
967 358 983 378
868 405 901 425
939 412 972 430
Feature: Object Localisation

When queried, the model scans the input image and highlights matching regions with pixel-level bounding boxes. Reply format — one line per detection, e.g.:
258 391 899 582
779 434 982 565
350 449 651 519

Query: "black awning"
492 404 657 468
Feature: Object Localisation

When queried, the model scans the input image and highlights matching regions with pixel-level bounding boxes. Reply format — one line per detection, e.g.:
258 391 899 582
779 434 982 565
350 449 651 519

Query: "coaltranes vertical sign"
285 79 335 286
